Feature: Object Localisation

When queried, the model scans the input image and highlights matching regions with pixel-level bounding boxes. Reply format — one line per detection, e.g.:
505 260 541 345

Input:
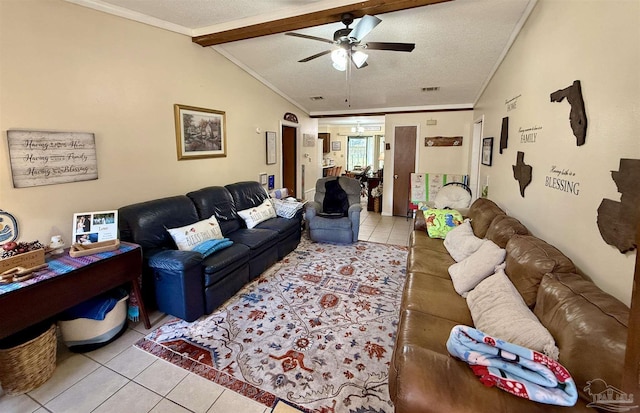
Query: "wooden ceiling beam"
192 0 451 47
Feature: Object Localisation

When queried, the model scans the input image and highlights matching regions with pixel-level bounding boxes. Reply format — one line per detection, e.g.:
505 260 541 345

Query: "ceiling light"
331 49 347 71
352 51 368 68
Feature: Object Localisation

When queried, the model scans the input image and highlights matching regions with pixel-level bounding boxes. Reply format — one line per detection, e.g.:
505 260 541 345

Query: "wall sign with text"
544 165 580 196
7 130 98 188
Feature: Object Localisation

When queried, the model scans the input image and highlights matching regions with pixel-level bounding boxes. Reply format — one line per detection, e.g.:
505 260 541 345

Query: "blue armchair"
306 176 362 244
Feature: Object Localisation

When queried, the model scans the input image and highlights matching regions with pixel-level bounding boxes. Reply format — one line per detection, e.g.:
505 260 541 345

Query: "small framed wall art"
266 131 277 164
482 137 494 166
174 104 226 160
331 141 341 151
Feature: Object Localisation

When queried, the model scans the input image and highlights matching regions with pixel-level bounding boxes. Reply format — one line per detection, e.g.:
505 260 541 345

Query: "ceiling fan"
285 13 415 71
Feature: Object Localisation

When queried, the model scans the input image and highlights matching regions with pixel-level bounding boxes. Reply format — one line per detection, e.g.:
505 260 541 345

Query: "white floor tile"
106 345 157 379
206 389 266 413
150 398 193 413
44 366 128 413
84 329 145 364
0 393 40 413
167 373 225 413
28 353 100 405
93 381 162 413
134 359 189 396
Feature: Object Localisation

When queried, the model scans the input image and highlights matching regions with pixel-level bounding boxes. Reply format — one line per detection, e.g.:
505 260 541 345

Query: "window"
347 135 385 172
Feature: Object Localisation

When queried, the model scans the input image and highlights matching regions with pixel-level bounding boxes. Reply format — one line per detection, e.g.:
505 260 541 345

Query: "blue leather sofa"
118 181 302 322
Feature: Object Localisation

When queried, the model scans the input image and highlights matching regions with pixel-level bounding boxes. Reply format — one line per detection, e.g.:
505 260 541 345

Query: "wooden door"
282 125 297 197
392 126 417 216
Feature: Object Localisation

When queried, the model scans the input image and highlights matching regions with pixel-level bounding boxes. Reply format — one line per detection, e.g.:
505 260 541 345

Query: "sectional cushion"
485 215 529 249
535 272 629 404
505 235 576 308
467 265 559 359
466 198 505 238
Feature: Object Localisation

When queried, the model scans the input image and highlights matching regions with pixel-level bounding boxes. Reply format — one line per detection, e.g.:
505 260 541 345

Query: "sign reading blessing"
7 130 98 188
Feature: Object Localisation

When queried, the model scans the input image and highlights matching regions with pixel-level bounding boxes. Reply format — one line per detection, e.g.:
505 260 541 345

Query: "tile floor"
0 205 412 413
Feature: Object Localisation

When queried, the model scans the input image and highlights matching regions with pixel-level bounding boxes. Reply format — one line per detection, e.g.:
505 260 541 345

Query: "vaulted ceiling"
67 0 535 117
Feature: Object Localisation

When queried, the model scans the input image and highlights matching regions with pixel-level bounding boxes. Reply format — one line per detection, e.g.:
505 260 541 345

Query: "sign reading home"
7 130 98 188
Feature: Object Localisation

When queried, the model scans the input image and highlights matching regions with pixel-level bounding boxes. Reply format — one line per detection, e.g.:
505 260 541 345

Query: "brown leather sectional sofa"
389 198 629 412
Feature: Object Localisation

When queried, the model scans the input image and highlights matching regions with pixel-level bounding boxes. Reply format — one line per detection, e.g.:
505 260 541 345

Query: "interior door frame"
470 115 484 201
385 124 419 216
279 120 300 196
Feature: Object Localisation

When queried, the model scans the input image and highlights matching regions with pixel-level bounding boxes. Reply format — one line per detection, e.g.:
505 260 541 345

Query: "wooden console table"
0 242 150 340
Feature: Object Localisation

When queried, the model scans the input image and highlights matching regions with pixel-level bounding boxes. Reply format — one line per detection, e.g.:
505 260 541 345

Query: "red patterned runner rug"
135 237 408 412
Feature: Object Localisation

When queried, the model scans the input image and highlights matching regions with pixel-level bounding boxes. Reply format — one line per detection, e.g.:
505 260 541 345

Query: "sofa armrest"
348 203 362 218
148 249 202 272
414 210 427 231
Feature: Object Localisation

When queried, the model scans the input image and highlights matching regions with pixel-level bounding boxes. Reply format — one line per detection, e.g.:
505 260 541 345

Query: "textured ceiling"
69 0 535 117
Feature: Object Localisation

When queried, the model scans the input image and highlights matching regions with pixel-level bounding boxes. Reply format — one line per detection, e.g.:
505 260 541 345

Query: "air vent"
309 96 324 101
421 87 440 92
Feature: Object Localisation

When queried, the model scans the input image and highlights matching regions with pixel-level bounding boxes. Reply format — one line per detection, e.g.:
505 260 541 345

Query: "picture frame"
72 210 118 245
331 141 341 151
266 131 277 164
174 104 226 160
482 137 494 166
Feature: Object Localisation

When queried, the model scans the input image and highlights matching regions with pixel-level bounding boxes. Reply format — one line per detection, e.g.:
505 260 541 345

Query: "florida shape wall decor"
550 80 588 146
512 151 532 198
596 158 640 253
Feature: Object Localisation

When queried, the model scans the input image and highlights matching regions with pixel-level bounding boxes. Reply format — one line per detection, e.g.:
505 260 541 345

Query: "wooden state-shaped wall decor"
512 151 532 198
550 80 588 146
500 117 509 154
597 158 640 253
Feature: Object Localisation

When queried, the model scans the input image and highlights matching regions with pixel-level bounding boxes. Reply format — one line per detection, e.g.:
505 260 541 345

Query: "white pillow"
166 215 223 251
434 185 472 209
444 219 485 262
466 265 559 360
448 240 505 296
237 199 277 229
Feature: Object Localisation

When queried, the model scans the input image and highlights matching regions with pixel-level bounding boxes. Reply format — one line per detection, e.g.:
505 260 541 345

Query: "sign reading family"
545 165 580 196
7 130 98 188
519 125 542 143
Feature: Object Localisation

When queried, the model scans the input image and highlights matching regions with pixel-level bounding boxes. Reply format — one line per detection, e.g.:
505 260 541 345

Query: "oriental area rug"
135 237 408 413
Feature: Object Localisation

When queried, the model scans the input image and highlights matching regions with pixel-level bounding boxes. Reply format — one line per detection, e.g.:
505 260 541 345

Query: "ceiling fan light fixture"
331 48 347 71
352 50 368 68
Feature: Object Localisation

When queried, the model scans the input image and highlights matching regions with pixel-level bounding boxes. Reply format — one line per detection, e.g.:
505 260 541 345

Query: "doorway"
392 126 417 216
470 117 484 200
282 125 297 197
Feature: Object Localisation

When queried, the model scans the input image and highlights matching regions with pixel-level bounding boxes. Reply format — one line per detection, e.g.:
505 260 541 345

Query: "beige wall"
473 0 639 304
382 110 475 215
0 0 316 244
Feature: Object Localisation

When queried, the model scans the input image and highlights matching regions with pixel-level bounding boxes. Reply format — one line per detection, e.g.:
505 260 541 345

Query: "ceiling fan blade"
285 32 334 44
298 50 332 63
365 42 415 52
349 15 381 42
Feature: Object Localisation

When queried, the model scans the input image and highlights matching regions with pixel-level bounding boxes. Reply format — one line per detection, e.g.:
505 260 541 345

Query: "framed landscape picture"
482 137 494 166
174 104 226 160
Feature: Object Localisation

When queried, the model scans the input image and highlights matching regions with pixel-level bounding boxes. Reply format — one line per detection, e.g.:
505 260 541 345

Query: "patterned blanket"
446 325 578 407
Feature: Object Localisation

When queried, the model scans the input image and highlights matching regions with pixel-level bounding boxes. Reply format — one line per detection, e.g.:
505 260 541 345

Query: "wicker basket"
0 324 57 395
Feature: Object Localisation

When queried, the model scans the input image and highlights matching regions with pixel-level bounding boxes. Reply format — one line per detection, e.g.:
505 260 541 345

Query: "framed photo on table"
174 104 226 160
482 137 494 166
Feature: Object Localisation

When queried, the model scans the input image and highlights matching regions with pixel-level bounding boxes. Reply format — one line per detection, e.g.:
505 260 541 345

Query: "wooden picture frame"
174 104 226 160
482 137 494 166
266 131 277 164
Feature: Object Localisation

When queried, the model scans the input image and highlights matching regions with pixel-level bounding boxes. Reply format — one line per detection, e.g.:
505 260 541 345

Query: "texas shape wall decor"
512 151 532 198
